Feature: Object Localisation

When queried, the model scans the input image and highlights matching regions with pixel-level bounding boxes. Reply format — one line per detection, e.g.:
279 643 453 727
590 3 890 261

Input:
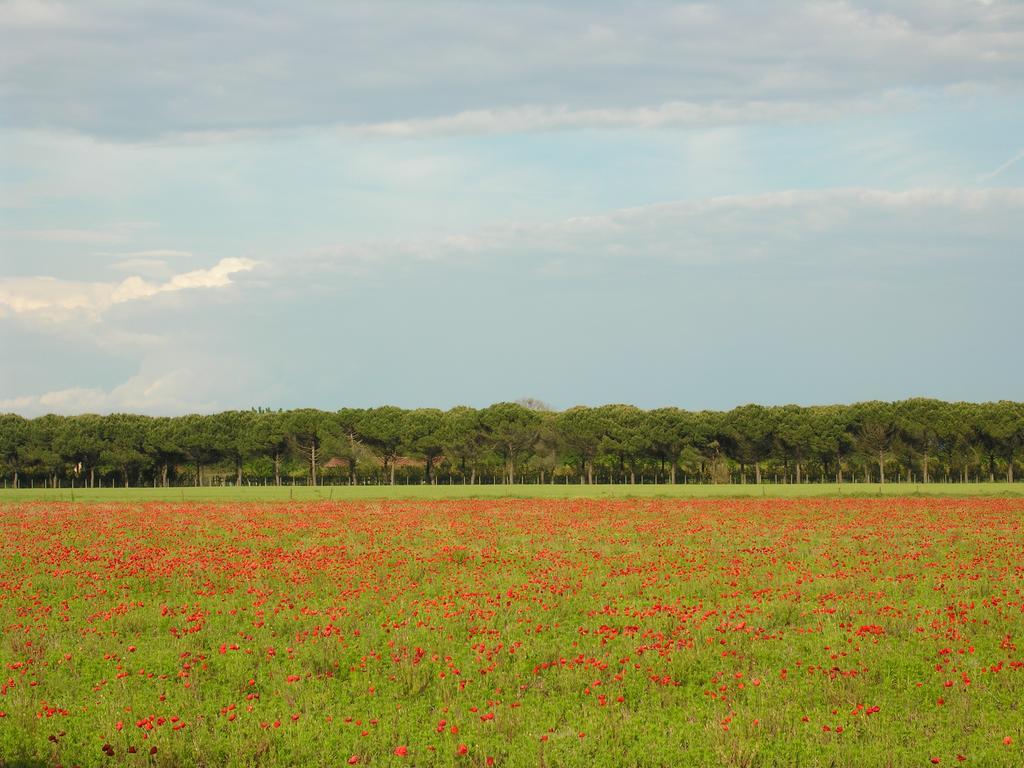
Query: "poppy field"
1 498 1023 767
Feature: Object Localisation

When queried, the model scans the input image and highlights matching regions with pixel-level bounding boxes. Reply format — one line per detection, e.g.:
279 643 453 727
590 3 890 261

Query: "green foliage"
0 399 1021 488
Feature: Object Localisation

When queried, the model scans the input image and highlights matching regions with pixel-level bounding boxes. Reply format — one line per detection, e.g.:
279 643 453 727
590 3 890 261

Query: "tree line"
0 399 1021 489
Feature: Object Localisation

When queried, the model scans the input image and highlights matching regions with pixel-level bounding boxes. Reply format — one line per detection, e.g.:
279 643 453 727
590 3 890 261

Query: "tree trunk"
878 450 885 484
670 463 677 484
796 462 802 484
389 460 396 486
587 461 593 485
274 452 281 486
236 457 243 486
90 466 95 488
923 455 929 484
310 442 318 487
754 462 761 485
161 463 168 488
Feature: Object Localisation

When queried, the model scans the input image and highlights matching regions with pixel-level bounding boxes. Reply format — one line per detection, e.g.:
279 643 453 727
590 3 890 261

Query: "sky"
1 0 1022 416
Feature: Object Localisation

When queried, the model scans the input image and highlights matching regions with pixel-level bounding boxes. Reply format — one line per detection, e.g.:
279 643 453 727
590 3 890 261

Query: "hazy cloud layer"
2 1 1022 138
351 95 913 137
298 187 1024 270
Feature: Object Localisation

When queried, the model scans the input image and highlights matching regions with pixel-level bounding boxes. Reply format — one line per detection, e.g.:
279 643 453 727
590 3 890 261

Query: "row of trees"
0 399 1021 488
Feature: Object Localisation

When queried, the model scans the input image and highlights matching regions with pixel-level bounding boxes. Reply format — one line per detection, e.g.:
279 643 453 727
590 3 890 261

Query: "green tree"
557 406 607 484
176 414 223 487
251 410 290 486
22 414 65 487
599 405 649 484
479 403 540 484
358 406 406 485
213 410 260 485
403 408 444 484
55 414 104 487
850 402 896 483
722 405 774 484
976 401 1022 483
895 399 947 483
439 406 486 484
98 414 151 487
0 414 29 487
646 408 697 484
285 409 338 486
145 416 185 487
774 405 816 484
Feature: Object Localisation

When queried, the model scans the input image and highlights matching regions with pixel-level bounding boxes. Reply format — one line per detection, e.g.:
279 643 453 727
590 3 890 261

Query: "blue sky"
1 0 1022 415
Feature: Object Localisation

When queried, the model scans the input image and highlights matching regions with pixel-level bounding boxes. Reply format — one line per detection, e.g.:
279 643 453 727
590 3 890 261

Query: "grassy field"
0 481 1020 504
1 497 1023 767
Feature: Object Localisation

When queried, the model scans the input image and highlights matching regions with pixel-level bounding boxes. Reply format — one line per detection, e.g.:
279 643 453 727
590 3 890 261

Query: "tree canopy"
1 399 1021 488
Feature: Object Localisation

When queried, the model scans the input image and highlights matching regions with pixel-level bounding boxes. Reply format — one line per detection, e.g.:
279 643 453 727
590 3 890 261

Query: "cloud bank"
3 1 1021 139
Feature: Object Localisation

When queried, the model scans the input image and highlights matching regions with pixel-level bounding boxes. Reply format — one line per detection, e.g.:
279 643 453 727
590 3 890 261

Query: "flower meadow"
1 499 1023 767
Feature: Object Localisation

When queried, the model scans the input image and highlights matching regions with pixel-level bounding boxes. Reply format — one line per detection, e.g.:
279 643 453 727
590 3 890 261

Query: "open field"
2 498 1023 767
0 482 1021 504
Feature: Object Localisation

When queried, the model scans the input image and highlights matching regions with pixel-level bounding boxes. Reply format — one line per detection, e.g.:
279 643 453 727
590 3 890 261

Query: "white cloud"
0 0 73 27
296 187 1024 271
0 365 227 416
350 96 907 137
0 256 258 319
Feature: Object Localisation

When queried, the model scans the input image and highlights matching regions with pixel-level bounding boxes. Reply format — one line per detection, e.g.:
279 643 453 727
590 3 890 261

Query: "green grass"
0 481 1020 504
